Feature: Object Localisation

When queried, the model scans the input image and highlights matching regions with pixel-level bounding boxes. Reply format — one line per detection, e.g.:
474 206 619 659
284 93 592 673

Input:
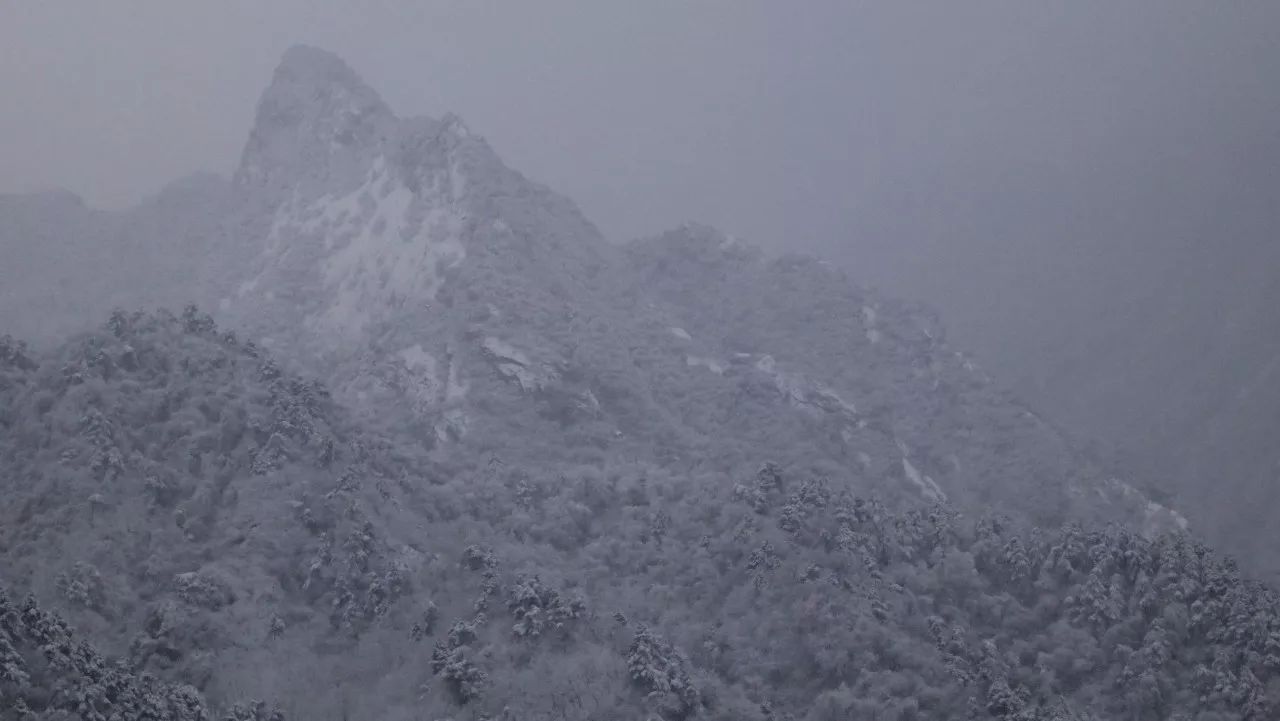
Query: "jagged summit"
277 43 369 84
234 45 396 198
234 45 494 205
255 44 391 128
219 45 617 381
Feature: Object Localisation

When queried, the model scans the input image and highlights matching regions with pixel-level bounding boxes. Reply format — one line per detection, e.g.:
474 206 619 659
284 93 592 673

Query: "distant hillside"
0 173 234 348
999 237 1280 581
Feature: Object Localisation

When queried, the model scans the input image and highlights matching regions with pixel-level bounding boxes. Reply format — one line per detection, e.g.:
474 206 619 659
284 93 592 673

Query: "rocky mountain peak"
233 45 396 200
221 47 615 361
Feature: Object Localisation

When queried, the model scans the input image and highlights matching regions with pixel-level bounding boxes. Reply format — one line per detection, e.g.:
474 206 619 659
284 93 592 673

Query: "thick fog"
8 5 1280 718
7 0 1280 541
6 1 1280 553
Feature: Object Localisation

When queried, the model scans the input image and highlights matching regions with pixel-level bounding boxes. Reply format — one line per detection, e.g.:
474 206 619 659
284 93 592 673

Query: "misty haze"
3 3 1280 720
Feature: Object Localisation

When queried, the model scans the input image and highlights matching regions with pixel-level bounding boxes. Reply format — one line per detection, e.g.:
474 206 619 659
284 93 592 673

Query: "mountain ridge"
0 45 1186 534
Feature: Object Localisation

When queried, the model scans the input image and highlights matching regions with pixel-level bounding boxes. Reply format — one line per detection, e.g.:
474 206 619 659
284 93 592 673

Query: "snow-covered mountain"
4 44 1245 721
1 45 1184 536
212 47 1184 533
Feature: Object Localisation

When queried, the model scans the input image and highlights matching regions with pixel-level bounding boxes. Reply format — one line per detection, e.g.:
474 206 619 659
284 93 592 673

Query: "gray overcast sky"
3 1 1279 365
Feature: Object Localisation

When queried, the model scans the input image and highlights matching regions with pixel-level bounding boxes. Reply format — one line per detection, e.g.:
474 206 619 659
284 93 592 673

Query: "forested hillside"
3 311 1280 720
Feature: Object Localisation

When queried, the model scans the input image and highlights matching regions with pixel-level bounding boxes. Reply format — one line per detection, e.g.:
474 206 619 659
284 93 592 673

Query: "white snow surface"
1103 478 1190 535
897 441 947 502
752 355 858 417
481 337 531 367
481 336 554 392
444 345 469 404
396 344 443 411
862 304 882 344
686 356 726 374
398 343 436 372
314 162 465 335
245 156 467 339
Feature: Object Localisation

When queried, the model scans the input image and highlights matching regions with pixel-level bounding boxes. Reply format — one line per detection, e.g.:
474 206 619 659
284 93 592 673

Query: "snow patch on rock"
396 344 443 411
398 344 436 373
897 441 947 502
686 356 725 374
750 354 858 417
754 355 806 406
862 305 882 344
481 337 554 392
1101 478 1190 536
436 407 468 443
481 337 530 367
247 156 468 339
316 167 465 334
444 345 468 404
